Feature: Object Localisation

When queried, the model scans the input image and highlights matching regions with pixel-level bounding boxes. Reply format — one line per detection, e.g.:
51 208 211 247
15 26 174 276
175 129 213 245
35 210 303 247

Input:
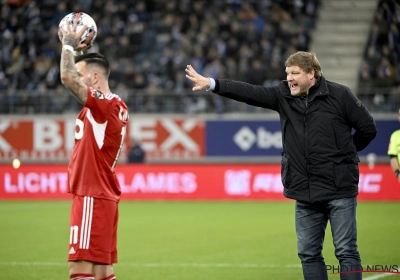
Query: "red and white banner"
130 118 204 159
0 117 204 162
0 164 399 200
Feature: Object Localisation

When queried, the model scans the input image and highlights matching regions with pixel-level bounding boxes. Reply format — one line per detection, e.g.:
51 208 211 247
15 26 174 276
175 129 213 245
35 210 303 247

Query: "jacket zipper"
304 95 311 202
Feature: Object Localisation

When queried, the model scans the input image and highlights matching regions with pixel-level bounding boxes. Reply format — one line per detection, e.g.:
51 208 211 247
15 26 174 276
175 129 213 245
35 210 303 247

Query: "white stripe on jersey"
86 109 108 149
79 196 93 250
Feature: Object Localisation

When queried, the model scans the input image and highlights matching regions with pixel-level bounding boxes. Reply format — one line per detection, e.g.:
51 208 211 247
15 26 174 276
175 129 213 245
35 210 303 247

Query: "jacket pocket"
334 159 359 191
281 154 291 187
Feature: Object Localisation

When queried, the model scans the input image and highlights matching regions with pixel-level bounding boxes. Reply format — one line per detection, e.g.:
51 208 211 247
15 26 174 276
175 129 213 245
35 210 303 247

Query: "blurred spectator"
16 89 34 114
173 72 190 95
375 57 394 88
265 60 286 86
53 84 72 113
127 138 145 163
34 82 56 114
45 60 60 89
246 58 267 85
365 46 381 77
358 61 375 92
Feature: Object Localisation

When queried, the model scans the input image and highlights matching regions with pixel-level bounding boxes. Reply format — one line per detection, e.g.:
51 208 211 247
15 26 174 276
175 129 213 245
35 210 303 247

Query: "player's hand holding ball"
58 12 97 53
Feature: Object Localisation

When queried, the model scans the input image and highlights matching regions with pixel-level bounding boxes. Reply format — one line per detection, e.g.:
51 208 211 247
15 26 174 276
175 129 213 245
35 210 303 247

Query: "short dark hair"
75 53 110 77
285 51 323 78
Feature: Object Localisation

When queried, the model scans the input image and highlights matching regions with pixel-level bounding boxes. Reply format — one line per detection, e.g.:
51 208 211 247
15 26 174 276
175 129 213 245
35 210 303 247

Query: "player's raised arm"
59 17 89 104
185 65 211 91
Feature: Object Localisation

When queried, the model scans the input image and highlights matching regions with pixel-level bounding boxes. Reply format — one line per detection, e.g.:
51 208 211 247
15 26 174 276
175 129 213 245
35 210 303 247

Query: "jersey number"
70 225 79 244
75 119 84 140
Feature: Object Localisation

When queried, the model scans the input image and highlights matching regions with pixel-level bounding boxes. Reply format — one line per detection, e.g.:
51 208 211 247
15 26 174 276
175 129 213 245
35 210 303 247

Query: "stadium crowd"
3 0 397 114
358 0 400 112
0 0 321 114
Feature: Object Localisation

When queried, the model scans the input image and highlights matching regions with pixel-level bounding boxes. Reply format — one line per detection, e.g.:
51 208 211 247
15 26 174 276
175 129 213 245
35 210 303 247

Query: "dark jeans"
296 197 362 280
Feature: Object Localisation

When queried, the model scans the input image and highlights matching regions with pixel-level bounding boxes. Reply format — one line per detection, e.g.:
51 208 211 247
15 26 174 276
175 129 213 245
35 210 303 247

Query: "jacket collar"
280 76 329 98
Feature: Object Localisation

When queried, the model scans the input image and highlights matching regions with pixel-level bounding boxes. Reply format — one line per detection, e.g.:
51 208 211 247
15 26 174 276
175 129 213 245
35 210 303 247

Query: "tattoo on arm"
64 35 80 48
60 50 87 104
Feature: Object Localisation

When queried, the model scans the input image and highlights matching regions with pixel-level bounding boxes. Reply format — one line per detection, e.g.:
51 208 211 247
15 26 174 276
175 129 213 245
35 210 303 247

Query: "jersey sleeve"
85 86 109 123
388 131 399 156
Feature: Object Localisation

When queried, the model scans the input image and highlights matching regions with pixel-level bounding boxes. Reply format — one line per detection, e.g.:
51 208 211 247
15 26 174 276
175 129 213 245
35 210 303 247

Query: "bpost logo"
326 264 400 275
233 126 282 151
130 118 204 160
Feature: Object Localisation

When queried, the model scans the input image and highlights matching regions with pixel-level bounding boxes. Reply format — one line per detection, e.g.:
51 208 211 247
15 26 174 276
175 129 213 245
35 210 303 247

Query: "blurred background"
1 0 399 114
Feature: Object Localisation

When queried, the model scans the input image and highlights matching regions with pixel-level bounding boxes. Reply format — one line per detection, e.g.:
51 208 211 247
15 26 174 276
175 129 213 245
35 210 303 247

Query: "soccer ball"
58 12 97 46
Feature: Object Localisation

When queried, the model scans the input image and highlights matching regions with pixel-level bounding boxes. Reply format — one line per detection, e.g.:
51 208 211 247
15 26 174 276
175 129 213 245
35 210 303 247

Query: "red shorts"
68 195 118 264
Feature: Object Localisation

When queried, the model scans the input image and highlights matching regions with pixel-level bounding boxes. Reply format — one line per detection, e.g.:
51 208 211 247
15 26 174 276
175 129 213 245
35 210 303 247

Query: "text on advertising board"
1 164 397 200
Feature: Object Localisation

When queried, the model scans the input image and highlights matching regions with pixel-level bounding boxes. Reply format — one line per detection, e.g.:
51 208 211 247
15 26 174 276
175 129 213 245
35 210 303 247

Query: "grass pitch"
0 201 399 279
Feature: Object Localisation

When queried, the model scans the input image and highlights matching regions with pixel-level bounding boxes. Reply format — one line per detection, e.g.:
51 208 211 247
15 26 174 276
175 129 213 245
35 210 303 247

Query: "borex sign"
205 119 397 157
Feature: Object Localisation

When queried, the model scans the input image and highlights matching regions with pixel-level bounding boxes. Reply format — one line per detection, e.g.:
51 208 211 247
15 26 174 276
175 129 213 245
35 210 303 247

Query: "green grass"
0 201 399 279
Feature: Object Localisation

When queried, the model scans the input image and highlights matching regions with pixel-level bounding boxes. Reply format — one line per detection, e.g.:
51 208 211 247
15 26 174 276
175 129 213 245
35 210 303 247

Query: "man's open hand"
185 65 211 91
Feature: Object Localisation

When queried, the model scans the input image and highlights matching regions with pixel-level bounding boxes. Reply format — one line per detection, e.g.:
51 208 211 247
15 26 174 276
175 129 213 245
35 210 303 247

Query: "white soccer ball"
58 12 97 46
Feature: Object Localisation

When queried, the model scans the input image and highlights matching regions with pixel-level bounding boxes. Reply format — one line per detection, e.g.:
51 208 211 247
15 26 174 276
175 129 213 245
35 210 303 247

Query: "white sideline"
364 273 397 280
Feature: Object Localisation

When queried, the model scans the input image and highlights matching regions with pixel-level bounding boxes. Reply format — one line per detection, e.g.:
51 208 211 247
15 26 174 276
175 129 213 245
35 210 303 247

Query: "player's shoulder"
391 129 400 138
89 87 126 104
107 91 129 120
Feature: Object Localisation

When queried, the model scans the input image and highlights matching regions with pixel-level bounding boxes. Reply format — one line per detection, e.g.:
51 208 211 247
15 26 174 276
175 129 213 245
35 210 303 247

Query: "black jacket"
128 145 145 163
214 76 377 202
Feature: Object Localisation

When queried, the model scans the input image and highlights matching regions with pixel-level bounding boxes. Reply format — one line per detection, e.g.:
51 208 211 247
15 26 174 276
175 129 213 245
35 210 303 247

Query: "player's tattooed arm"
59 18 88 104
60 49 88 104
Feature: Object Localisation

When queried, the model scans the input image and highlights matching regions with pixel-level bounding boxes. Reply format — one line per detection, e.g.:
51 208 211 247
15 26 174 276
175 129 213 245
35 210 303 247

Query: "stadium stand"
310 0 378 93
357 0 400 112
2 0 397 114
0 0 322 114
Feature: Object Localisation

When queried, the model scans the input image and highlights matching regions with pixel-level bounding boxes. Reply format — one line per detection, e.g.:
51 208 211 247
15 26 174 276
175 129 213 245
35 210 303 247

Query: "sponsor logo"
130 118 204 159
118 172 197 194
223 171 383 196
233 126 282 151
225 170 251 196
91 88 103 99
4 172 68 193
0 119 76 161
359 174 382 193
224 170 283 196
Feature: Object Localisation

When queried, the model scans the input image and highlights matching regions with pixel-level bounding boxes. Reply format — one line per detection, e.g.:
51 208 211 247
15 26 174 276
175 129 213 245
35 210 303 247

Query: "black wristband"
395 169 400 177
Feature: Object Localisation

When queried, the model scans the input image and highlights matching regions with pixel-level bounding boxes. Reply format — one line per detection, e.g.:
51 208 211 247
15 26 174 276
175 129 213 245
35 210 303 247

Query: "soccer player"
60 18 128 280
185 51 377 280
388 109 400 183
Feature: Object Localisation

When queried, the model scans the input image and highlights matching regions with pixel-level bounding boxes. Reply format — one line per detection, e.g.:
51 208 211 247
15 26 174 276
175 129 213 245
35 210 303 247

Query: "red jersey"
68 86 129 201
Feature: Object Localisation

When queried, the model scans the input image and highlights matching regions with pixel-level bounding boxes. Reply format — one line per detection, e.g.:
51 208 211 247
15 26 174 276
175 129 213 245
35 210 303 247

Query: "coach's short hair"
75 53 110 77
285 51 323 78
